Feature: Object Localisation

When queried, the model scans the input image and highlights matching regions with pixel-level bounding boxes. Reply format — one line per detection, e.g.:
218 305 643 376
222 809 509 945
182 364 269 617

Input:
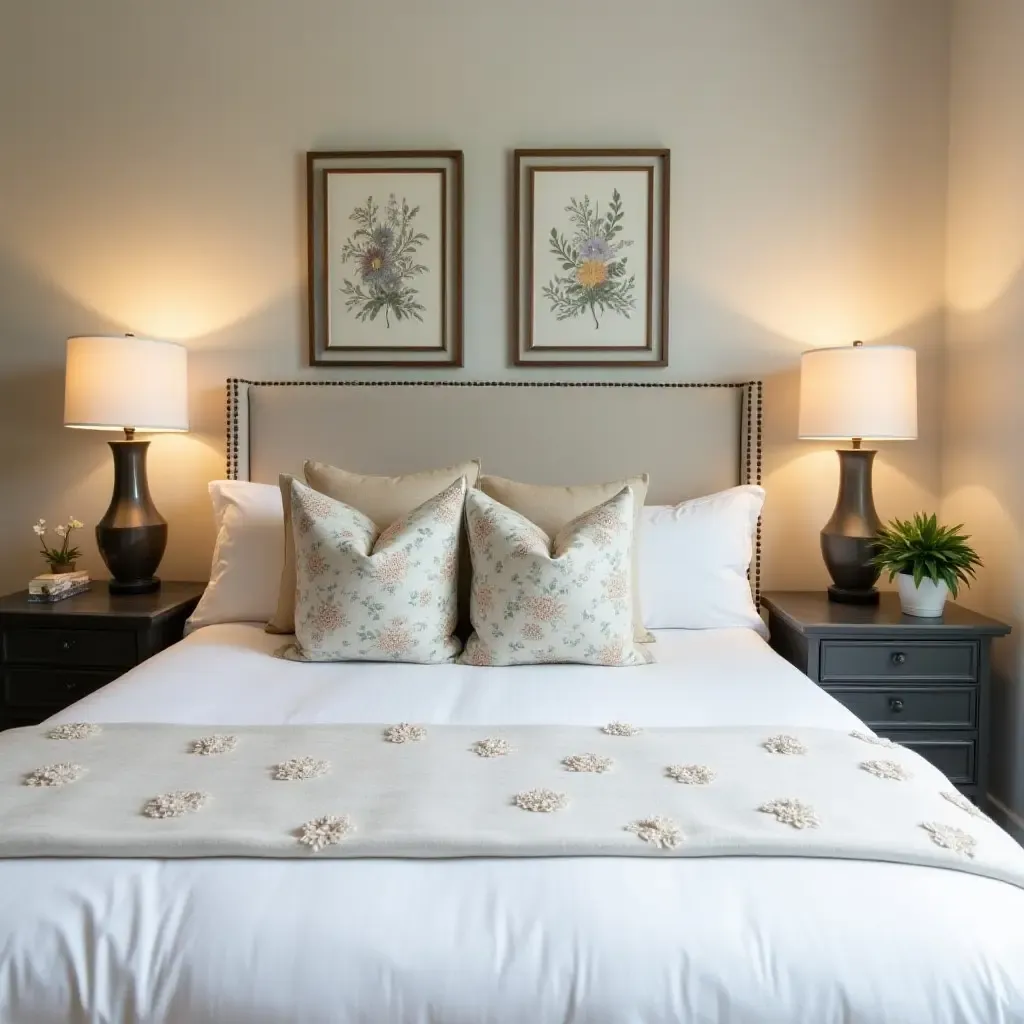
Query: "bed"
2 381 1023 1023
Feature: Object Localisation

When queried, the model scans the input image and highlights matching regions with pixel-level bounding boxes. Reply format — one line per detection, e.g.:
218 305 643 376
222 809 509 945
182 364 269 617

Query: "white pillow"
638 485 766 636
185 481 284 634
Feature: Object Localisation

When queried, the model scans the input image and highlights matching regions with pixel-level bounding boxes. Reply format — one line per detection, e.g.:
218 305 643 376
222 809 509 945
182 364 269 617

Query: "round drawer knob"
891 652 906 666
61 640 73 651
65 680 79 691
889 697 905 713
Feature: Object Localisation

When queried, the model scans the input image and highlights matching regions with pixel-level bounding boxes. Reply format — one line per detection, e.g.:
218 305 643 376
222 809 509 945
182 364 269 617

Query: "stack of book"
27 571 91 603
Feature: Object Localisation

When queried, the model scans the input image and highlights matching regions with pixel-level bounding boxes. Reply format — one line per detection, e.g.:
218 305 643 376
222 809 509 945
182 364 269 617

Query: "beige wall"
944 0 1024 823
0 0 949 595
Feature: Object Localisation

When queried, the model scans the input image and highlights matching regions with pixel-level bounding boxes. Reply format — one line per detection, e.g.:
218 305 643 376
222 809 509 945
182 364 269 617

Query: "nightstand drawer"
3 628 137 668
891 735 976 785
3 668 120 708
825 685 977 729
819 641 978 683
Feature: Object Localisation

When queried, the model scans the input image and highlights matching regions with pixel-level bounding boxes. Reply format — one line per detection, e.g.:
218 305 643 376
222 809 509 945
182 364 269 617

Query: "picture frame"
512 148 670 367
307 150 463 367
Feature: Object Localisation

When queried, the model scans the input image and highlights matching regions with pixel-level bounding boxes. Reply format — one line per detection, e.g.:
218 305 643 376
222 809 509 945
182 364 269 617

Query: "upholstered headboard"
225 379 763 597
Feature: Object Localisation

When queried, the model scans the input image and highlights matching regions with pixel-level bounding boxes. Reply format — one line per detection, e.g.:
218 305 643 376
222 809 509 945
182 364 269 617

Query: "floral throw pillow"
459 486 652 667
284 477 466 663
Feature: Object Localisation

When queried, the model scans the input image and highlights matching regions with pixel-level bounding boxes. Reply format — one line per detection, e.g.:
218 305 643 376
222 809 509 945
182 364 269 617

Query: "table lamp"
798 340 917 604
64 334 188 594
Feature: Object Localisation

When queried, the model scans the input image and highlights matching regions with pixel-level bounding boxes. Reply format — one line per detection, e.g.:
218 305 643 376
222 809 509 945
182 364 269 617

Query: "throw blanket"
2 722 1022 890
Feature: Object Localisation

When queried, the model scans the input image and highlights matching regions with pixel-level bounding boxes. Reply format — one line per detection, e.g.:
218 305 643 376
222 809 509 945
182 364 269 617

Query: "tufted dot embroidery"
625 816 683 849
25 762 85 787
760 798 819 829
143 790 208 819
47 723 101 741
513 788 567 813
763 735 807 756
666 764 716 785
274 757 330 781
190 735 238 756
562 753 613 773
921 822 976 858
471 738 512 758
297 814 354 852
940 790 985 820
383 723 426 744
601 722 640 737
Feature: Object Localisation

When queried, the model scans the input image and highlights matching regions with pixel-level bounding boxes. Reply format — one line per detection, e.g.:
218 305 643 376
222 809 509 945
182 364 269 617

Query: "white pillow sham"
637 485 766 636
185 481 284 635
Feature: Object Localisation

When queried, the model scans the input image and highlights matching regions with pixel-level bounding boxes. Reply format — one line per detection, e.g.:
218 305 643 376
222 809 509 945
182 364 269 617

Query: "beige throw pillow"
267 459 481 634
478 473 652 643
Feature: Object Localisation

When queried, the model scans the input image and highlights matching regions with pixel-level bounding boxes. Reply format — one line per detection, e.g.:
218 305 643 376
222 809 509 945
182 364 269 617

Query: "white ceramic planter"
897 574 949 617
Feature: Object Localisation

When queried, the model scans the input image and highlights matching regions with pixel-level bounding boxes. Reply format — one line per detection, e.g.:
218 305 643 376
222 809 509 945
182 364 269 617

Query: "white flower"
383 723 426 744
763 734 807 755
666 763 717 785
297 814 354 852
562 752 613 773
274 756 330 781
760 798 820 829
55 525 67 538
143 790 209 818
921 821 977 858
626 816 683 849
47 722 101 740
32 524 45 536
513 788 567 812
25 762 86 787
69 518 84 530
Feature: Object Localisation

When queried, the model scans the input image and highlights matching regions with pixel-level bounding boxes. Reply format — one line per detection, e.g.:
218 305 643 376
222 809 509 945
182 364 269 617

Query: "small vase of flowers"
34 517 85 574
871 513 982 617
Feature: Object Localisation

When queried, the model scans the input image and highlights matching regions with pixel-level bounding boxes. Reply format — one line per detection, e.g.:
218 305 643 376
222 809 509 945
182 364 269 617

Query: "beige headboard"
226 379 763 596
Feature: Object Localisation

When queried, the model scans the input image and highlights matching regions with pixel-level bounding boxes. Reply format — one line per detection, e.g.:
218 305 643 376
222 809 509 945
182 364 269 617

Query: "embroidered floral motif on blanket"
297 815 354 852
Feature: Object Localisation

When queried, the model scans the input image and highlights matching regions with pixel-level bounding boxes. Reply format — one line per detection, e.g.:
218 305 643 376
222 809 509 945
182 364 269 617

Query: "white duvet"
2 624 1023 1024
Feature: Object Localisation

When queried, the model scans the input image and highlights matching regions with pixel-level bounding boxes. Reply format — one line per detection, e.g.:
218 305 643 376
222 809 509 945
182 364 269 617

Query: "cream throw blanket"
2 722 1022 891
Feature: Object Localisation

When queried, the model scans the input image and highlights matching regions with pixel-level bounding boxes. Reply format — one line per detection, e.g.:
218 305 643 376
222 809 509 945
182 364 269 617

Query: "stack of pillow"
187 459 766 666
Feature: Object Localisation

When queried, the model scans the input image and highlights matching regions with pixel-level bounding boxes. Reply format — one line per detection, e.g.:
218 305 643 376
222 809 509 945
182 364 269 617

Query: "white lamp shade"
64 335 188 432
798 344 917 441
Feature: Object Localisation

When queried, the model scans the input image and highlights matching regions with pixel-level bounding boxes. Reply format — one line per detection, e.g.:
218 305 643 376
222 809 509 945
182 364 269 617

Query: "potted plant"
33 517 85 574
871 513 982 617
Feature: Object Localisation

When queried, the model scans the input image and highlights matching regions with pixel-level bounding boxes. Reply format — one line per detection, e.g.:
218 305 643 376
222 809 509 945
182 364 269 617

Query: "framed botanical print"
512 148 670 367
307 150 463 366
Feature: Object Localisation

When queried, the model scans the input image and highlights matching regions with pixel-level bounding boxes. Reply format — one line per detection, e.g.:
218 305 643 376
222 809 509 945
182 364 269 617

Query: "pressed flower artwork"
542 189 636 329
307 151 463 366
339 194 429 328
514 150 670 366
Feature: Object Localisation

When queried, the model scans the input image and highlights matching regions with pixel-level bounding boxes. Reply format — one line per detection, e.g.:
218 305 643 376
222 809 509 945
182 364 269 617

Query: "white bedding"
2 624 1023 1023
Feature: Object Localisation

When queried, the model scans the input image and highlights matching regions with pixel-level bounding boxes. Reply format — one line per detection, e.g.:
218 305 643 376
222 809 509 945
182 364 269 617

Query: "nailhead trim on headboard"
224 379 765 602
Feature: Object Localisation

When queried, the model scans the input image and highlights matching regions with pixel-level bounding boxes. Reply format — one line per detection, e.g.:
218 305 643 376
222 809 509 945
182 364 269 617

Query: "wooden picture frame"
307 150 463 367
512 148 670 367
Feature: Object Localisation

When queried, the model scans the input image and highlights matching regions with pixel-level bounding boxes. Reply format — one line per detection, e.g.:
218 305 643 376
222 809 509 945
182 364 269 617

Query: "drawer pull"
891 652 906 666
61 640 74 652
64 680 80 691
889 697 905 713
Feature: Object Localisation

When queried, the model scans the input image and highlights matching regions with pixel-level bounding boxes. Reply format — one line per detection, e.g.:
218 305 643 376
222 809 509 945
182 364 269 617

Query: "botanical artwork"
338 194 429 328
308 152 462 366
542 189 636 330
514 150 669 366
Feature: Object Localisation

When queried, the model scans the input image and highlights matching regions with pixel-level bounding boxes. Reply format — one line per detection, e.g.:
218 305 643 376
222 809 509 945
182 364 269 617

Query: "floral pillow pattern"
459 486 652 667
285 477 466 664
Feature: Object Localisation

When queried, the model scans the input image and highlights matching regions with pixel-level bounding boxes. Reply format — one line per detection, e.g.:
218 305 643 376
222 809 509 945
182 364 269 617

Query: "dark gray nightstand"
761 591 1011 803
0 582 206 730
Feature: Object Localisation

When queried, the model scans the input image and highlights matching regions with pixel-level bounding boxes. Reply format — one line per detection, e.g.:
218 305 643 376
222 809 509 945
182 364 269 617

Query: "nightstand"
0 582 206 730
761 591 1011 803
